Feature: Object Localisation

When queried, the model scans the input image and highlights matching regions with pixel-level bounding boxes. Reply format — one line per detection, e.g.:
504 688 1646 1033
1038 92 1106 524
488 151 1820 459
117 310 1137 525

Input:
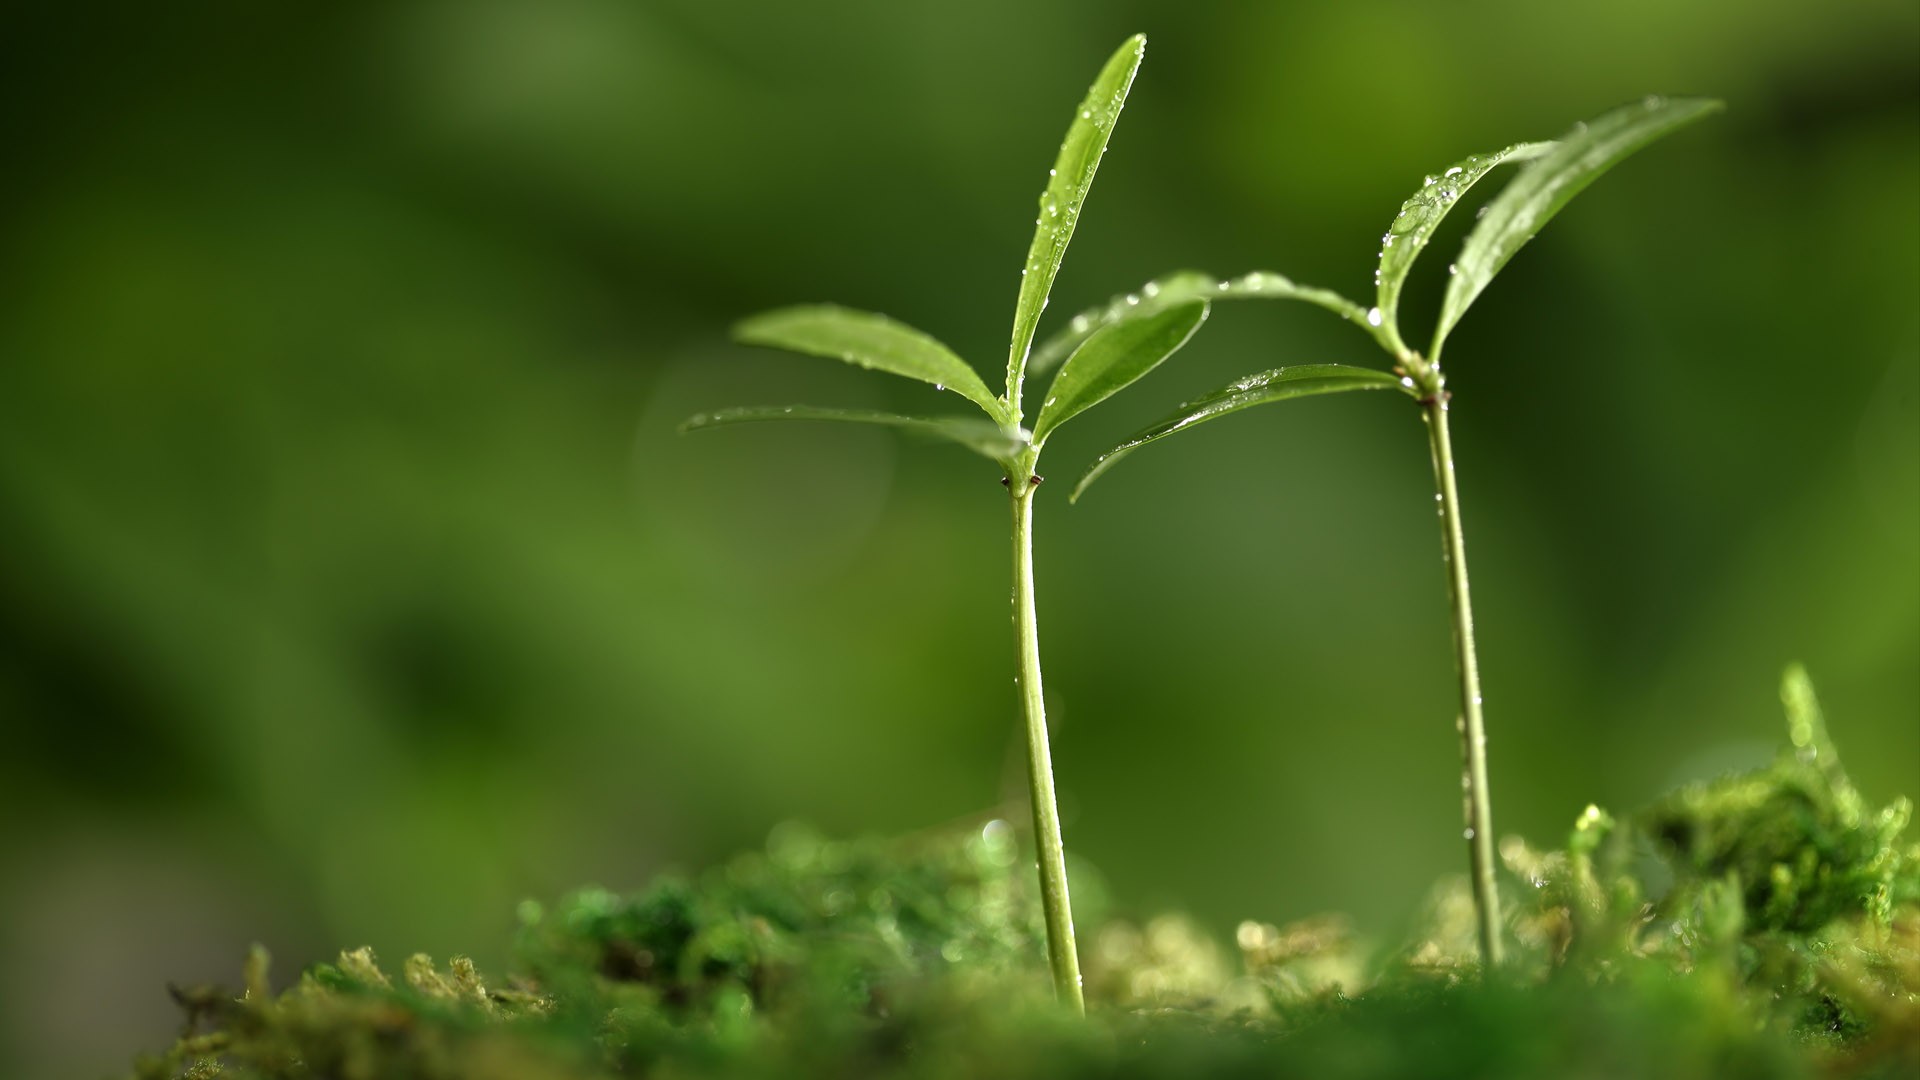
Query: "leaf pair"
688 306 1021 460
682 35 1207 470
1070 95 1723 498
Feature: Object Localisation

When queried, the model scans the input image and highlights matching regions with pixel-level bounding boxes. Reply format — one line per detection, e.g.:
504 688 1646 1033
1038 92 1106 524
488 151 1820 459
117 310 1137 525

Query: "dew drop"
1444 166 1464 177
934 383 944 392
1463 828 1476 840
1366 307 1383 327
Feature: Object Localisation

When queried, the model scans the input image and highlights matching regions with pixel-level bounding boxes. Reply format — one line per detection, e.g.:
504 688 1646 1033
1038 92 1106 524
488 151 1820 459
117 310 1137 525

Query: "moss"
1645 666 1916 934
132 671 1918 1079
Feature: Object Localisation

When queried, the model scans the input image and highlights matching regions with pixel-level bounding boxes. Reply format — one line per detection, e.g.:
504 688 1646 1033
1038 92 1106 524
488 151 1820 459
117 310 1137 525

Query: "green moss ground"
133 672 1918 1079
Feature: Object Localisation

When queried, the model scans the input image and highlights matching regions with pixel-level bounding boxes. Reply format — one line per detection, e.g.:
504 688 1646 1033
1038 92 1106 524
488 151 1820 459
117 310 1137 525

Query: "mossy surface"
133 679 1919 1079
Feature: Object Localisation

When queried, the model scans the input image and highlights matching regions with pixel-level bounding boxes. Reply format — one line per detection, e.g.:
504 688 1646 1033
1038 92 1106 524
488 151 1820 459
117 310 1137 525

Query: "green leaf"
1005 34 1147 417
1373 142 1553 351
680 406 1027 463
1029 270 1373 376
1032 301 1209 447
1433 96 1722 357
734 306 1006 422
1070 365 1408 501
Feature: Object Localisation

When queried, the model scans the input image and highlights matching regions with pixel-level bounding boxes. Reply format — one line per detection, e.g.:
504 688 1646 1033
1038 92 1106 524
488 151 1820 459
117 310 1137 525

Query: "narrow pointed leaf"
1070 365 1407 501
1005 34 1146 415
1374 142 1553 349
1032 301 1208 447
1028 270 1216 375
735 306 1006 422
680 406 1026 462
1433 96 1722 355
1029 270 1374 376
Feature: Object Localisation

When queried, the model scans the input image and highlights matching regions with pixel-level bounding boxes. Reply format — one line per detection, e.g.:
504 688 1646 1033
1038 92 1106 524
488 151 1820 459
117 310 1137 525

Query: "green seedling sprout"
1064 97 1723 969
680 35 1206 1013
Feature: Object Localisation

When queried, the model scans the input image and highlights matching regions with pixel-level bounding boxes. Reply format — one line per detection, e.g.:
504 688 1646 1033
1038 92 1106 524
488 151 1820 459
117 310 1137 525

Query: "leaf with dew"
681 406 1027 463
1005 34 1147 417
735 306 1006 423
1433 97 1722 357
1029 270 1374 376
1071 365 1408 501
1373 142 1553 353
1032 301 1209 447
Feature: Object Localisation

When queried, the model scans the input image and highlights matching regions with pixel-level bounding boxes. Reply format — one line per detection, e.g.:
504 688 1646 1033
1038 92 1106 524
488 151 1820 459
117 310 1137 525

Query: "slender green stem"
1009 469 1084 1012
1421 391 1505 969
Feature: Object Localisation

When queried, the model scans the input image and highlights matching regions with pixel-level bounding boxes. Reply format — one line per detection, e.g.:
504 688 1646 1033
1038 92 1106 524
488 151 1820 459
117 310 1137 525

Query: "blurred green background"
2 1 1915 1075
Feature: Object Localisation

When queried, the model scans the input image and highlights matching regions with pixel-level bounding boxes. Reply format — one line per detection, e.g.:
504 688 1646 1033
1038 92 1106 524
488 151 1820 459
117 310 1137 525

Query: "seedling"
1065 97 1723 968
680 35 1206 1012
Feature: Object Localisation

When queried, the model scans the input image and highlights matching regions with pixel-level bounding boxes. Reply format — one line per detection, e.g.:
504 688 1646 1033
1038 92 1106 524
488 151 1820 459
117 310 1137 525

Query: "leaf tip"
1664 94 1725 112
730 304 829 346
729 311 775 345
1640 94 1726 127
1068 450 1124 504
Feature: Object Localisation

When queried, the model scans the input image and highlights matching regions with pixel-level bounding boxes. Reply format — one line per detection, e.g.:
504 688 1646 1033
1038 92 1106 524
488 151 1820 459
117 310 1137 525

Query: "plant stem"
1421 393 1505 969
1009 471 1085 1013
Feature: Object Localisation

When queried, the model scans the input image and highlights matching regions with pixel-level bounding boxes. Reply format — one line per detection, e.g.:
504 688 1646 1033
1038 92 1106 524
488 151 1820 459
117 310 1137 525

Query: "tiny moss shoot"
680 35 1212 1013
1066 97 1724 970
